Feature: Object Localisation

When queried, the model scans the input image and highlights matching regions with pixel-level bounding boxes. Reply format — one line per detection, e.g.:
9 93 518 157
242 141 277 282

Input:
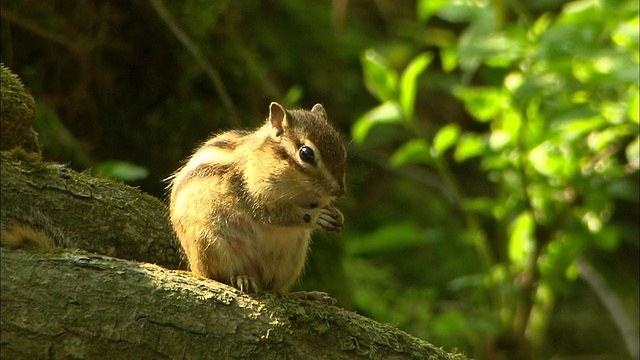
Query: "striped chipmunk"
168 102 346 302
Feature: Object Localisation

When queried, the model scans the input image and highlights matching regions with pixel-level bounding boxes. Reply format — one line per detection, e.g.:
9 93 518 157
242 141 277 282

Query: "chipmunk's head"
266 102 346 206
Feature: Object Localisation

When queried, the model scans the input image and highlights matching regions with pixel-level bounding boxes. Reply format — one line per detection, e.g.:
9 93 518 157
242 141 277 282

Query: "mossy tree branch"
1 248 464 359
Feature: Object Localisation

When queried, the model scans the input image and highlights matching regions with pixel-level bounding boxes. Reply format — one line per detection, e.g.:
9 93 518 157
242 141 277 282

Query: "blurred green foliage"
352 0 638 358
1 0 637 359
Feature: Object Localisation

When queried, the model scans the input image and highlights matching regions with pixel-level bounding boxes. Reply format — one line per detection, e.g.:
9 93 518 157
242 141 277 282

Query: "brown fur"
168 102 346 292
1 208 68 250
1 223 56 249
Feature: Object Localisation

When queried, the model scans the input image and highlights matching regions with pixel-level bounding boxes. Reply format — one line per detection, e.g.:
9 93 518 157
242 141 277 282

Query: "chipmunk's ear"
311 103 327 120
269 102 287 137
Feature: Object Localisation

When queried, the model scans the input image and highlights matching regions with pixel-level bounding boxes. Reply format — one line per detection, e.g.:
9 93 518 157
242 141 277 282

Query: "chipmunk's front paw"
317 207 344 232
230 275 262 293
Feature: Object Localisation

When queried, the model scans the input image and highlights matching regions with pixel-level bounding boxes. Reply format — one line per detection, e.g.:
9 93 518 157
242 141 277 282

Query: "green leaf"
282 85 304 107
454 133 487 162
489 130 511 151
94 160 149 182
626 136 639 171
528 12 553 41
351 101 402 144
432 123 461 157
539 232 588 290
390 138 433 166
557 0 600 26
587 124 636 152
628 87 639 123
440 45 458 73
528 140 577 179
399 53 433 120
572 51 639 85
437 0 484 23
500 107 523 144
611 16 639 50
454 87 505 122
361 49 398 102
463 197 499 216
549 107 604 140
417 0 449 23
458 33 524 68
509 212 535 272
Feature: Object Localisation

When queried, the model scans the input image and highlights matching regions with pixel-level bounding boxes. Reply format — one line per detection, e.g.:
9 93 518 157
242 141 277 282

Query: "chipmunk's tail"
1 208 65 249
1 223 56 249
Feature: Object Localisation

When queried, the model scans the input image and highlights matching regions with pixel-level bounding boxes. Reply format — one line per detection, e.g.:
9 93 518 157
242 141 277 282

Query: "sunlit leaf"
528 12 553 41
361 49 398 101
549 107 603 140
390 138 433 166
538 24 597 63
459 33 524 68
588 124 636 152
572 52 638 85
509 212 535 272
528 142 561 178
514 73 565 106
557 0 600 26
351 101 402 144
489 130 511 151
628 87 639 123
581 210 603 233
432 123 460 157
400 52 433 120
417 0 450 23
454 87 505 122
437 0 485 23
440 45 458 72
626 136 639 171
502 108 523 141
454 133 487 162
504 72 523 93
611 16 639 50
528 140 576 179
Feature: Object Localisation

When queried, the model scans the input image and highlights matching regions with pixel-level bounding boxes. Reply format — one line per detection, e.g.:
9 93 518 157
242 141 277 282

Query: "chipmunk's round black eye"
299 146 315 164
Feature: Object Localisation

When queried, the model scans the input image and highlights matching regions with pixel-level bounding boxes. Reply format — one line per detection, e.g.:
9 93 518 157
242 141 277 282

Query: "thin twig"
576 256 639 360
147 0 239 126
0 9 86 55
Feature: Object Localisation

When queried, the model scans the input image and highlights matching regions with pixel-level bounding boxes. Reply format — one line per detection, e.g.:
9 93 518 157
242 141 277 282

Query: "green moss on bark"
1 63 38 152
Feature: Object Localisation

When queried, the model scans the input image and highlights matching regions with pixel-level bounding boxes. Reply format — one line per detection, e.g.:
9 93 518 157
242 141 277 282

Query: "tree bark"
1 249 464 359
1 149 184 270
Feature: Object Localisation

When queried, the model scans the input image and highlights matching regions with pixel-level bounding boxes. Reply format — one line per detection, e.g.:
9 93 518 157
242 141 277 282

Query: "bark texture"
1 149 185 270
1 249 464 360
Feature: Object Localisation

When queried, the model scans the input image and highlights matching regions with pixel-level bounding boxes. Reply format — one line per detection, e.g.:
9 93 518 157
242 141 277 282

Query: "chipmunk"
168 102 346 297
1 207 67 249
